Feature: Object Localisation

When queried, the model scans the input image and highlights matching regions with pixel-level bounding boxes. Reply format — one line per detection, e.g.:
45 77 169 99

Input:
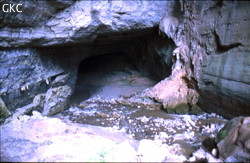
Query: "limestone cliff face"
142 0 250 118
180 1 250 118
0 0 249 119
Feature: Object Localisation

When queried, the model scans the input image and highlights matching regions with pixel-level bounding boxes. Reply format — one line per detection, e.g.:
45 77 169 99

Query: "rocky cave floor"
0 54 228 162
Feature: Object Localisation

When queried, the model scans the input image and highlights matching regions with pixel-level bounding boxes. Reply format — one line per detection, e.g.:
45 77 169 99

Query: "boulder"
33 94 46 112
144 69 198 114
216 116 250 162
43 85 72 116
189 148 222 162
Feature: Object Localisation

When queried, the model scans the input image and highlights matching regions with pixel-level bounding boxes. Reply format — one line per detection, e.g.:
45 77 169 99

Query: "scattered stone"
111 112 121 119
6 103 34 123
211 148 218 157
97 112 108 118
18 115 30 122
78 102 88 108
140 116 150 123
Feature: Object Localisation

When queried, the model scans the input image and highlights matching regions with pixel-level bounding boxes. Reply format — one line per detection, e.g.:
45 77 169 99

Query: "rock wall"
0 47 80 113
181 1 250 118
146 0 250 118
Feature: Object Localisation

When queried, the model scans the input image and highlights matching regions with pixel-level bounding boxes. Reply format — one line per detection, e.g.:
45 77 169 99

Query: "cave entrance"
60 50 228 143
70 28 176 105
57 31 228 148
70 51 160 105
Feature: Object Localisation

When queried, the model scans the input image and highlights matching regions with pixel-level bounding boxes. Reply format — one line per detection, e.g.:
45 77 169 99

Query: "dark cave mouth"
69 28 175 105
70 51 166 105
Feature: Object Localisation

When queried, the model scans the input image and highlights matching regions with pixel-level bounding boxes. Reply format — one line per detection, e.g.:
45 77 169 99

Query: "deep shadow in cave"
70 51 167 105
69 28 176 105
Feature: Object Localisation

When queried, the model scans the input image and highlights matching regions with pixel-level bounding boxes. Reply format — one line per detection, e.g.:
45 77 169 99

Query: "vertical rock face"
144 1 250 117
0 97 11 122
180 1 250 118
